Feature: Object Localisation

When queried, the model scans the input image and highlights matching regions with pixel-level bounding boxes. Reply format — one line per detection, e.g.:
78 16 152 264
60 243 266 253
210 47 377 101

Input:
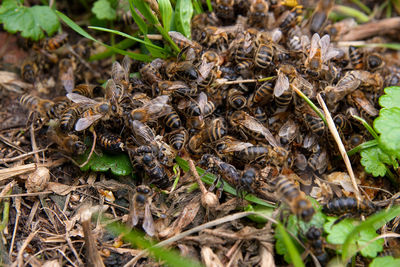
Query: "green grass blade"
292 86 327 125
206 0 213 12
56 11 152 62
128 0 148 34
174 0 194 38
131 0 158 25
192 0 204 14
89 38 136 61
333 5 370 23
105 221 203 267
276 222 305 267
350 0 372 15
347 139 378 156
352 115 379 140
158 0 173 32
175 156 275 208
342 206 400 262
88 26 165 51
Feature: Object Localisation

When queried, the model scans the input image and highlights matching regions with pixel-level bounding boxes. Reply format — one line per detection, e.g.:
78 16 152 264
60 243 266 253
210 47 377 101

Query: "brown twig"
29 124 40 164
14 230 38 267
0 135 26 154
341 17 400 41
79 128 97 168
0 149 47 164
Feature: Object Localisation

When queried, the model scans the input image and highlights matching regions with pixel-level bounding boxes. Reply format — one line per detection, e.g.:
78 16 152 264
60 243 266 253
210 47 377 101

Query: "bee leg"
208 173 220 192
78 127 97 168
215 178 224 199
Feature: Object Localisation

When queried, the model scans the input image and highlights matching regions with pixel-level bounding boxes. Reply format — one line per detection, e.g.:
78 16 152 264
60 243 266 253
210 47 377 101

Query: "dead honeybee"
66 93 119 131
188 131 207 154
304 33 340 77
72 84 104 99
21 59 38 83
307 143 328 174
347 89 378 121
305 226 328 265
140 58 164 85
129 146 170 189
129 185 155 236
349 46 364 70
270 175 315 222
97 132 125 153
251 106 268 125
44 33 68 51
333 114 352 135
207 117 227 142
214 0 235 20
58 58 76 93
214 135 254 159
322 197 376 223
248 0 269 28
60 105 83 132
108 56 132 98
309 0 334 34
254 43 274 69
276 5 303 33
186 92 216 118
166 59 199 81
168 31 202 53
323 71 362 107
278 119 299 145
199 26 229 49
19 94 55 119
130 95 172 123
157 80 197 97
366 53 384 71
301 104 325 136
47 123 86 155
164 109 182 129
232 31 255 73
229 110 280 148
323 18 357 42
234 145 270 163
249 81 274 107
287 26 302 51
227 88 247 109
346 134 364 151
168 128 188 151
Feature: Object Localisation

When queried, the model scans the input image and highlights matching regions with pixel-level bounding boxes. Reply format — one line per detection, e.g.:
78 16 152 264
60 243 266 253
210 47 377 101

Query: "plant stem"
352 115 379 140
350 0 372 15
206 0 213 12
347 140 378 156
385 167 399 188
333 5 370 23
292 86 328 125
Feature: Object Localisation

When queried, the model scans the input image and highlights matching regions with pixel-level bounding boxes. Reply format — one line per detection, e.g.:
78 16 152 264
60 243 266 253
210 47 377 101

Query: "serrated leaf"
158 0 173 32
0 4 60 41
360 146 388 177
92 0 117 20
325 217 355 245
0 0 18 16
357 228 383 258
379 86 400 109
370 256 400 267
374 107 400 158
174 0 193 38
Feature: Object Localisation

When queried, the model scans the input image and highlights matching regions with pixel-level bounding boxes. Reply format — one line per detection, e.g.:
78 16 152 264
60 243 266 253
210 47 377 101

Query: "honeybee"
164 109 182 129
66 93 118 131
207 117 227 142
186 92 216 118
323 18 357 42
248 0 269 28
72 84 104 99
157 80 197 96
304 33 340 77
130 146 170 189
251 106 268 125
287 26 302 51
108 56 132 98
130 95 172 123
44 33 68 51
214 135 253 160
333 114 352 134
324 71 362 107
254 43 274 69
249 81 274 107
234 145 270 163
47 124 86 155
60 105 83 132
241 166 258 191
129 185 155 236
347 89 378 120
274 66 294 110
19 94 55 119
229 110 280 148
349 46 364 70
97 132 125 153
301 105 325 136
58 58 75 93
214 0 235 20
305 226 328 265
309 0 334 34
166 59 198 81
308 144 328 174
188 131 207 154
366 53 384 71
322 197 376 223
276 5 302 33
227 88 247 109
168 128 187 151
139 58 164 85
198 26 229 49
346 134 364 151
278 119 299 145
168 31 202 53
270 175 315 222
21 59 38 83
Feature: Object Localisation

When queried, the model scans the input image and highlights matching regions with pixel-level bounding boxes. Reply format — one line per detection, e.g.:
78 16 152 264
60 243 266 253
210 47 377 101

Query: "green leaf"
325 217 355 246
245 204 274 224
128 0 148 34
158 0 173 32
174 0 193 38
275 222 305 267
92 0 117 20
57 11 152 62
131 0 159 25
360 146 390 177
0 0 18 16
370 256 400 267
0 5 60 41
374 107 400 158
379 86 400 109
77 149 133 176
357 228 384 258
175 156 275 208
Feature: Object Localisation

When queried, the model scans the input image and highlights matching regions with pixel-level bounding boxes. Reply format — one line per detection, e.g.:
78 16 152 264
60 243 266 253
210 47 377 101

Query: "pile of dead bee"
18 0 400 265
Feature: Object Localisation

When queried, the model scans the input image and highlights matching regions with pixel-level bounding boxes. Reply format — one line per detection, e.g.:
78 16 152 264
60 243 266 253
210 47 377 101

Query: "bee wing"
105 79 118 100
75 114 102 131
293 76 315 98
131 203 139 227
274 72 289 97
241 114 280 148
143 202 155 236
324 48 341 62
131 120 156 144
67 93 98 105
319 34 331 62
279 119 298 139
309 33 320 59
197 92 208 114
62 67 75 93
122 56 132 81
112 61 125 83
300 35 310 51
352 91 378 116
222 141 253 153
197 61 215 83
